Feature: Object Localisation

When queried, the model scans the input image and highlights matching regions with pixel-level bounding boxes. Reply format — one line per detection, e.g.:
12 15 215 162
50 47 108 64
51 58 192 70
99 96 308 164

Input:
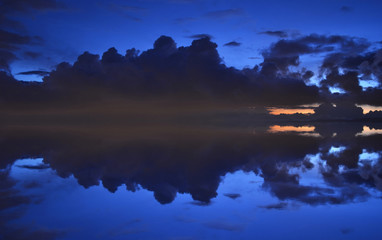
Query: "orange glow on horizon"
268 108 315 115
268 125 315 133
357 104 382 114
356 126 382 136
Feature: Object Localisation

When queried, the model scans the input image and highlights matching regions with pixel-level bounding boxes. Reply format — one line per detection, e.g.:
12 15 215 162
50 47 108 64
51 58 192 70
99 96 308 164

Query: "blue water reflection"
1 123 382 239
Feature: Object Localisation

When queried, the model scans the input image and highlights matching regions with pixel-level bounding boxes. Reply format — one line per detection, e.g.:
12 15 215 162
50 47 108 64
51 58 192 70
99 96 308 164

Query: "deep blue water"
1 123 382 240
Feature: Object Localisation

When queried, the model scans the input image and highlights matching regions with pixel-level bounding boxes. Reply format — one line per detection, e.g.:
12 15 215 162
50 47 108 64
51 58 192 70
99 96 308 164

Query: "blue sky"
4 0 382 81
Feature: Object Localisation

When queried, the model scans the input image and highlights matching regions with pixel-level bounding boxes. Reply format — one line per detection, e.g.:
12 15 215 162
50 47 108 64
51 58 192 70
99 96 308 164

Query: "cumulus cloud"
0 35 324 109
0 33 381 118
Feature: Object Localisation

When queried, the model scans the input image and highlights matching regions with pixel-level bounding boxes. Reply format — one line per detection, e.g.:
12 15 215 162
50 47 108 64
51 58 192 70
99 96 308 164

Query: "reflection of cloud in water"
268 125 315 133
356 126 382 136
0 168 66 240
267 108 315 115
0 123 381 207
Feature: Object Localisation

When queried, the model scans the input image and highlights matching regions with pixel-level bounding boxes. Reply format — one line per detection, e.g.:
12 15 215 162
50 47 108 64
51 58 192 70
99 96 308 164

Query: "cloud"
0 0 63 73
259 202 288 210
223 41 241 47
0 35 324 107
260 34 374 105
258 31 288 38
1 120 382 206
204 8 244 19
16 163 50 170
313 102 364 120
0 29 32 71
0 169 66 240
188 201 213 206
264 34 369 59
186 34 213 39
223 193 241 199
0 34 381 118
17 70 50 76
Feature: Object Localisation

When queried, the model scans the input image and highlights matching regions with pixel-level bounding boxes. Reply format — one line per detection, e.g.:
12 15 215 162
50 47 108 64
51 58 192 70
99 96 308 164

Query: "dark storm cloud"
0 33 380 117
258 30 289 38
204 8 244 19
0 35 322 107
223 41 241 47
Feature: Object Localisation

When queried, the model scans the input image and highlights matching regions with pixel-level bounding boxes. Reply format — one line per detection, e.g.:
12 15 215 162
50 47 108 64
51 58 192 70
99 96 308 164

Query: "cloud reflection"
0 122 381 206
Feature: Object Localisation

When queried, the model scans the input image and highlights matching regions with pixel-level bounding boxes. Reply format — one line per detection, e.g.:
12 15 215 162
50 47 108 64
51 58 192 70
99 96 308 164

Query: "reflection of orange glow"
268 125 315 133
298 132 321 137
268 108 315 115
356 126 382 136
356 104 382 114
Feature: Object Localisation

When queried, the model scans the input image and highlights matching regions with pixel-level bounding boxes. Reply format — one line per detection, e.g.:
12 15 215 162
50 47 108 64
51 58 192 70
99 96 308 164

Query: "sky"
2 0 382 78
1 0 382 112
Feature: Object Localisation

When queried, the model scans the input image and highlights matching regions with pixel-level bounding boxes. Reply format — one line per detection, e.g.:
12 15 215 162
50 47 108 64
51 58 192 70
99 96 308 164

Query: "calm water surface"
1 123 382 239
